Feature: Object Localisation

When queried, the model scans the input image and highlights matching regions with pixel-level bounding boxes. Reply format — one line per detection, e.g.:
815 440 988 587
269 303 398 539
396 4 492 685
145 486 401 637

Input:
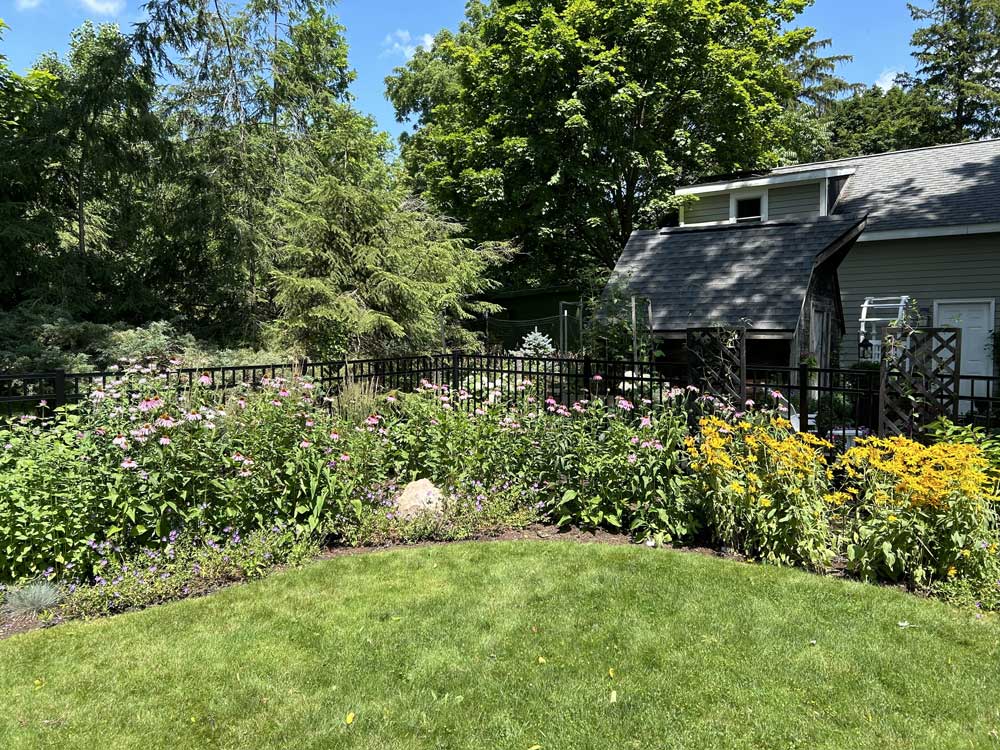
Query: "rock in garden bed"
394 479 444 519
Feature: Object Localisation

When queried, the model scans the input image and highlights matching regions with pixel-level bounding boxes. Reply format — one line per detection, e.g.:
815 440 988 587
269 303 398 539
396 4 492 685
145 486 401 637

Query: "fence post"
798 362 809 433
451 349 462 391
53 369 66 410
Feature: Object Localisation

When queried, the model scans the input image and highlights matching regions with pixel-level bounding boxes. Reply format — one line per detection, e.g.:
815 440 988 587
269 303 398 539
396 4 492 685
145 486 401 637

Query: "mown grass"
2 541 1000 749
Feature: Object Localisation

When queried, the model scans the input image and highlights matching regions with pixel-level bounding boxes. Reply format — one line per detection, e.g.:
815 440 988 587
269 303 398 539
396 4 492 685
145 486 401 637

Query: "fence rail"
4 354 1000 440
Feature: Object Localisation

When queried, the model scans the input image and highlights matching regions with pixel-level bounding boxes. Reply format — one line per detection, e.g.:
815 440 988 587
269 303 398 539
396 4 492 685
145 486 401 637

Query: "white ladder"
859 296 911 362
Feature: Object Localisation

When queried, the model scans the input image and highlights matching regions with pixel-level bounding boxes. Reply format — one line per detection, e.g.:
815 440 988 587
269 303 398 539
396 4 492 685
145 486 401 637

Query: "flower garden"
3 363 1000 624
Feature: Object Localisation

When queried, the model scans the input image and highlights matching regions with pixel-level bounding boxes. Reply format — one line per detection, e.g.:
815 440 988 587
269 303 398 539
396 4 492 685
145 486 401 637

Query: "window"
735 196 762 222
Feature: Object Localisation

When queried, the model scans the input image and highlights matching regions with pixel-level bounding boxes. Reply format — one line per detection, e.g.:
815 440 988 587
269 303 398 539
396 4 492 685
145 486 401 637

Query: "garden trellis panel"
685 327 747 402
879 327 961 437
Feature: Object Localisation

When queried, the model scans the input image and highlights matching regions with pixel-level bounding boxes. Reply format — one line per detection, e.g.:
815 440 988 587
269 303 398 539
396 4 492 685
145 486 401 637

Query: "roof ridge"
773 138 1000 173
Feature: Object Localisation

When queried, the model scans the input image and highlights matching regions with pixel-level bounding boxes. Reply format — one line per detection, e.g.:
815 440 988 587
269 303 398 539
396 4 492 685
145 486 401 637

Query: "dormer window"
735 196 763 223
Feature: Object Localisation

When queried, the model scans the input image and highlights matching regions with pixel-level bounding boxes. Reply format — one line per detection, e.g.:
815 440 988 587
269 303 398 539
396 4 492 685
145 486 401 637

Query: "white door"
934 299 995 412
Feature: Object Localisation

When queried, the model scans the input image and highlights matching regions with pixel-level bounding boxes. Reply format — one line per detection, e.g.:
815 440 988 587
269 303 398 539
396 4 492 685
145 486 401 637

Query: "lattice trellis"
686 327 746 403
879 327 961 437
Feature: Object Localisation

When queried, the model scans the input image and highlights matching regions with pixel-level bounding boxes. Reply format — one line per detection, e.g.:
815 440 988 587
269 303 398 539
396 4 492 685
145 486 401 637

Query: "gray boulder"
395 478 444 519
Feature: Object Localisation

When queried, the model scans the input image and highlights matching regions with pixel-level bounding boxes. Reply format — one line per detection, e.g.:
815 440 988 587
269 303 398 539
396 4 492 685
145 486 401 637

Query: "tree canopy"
386 0 824 286
0 3 508 365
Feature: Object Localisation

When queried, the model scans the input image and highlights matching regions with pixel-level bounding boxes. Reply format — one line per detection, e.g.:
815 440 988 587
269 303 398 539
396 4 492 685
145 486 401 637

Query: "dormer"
677 167 856 227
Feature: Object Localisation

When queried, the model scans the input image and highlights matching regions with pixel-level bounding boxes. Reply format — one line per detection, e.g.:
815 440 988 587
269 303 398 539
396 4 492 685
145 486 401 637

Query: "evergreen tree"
907 0 1000 138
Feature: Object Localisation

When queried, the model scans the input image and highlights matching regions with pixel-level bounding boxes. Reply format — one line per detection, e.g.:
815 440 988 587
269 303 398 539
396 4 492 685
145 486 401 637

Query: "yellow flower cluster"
688 416 831 484
836 436 996 509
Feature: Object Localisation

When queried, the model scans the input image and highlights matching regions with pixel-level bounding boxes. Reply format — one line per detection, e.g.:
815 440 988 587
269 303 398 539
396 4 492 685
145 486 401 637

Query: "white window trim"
730 191 767 223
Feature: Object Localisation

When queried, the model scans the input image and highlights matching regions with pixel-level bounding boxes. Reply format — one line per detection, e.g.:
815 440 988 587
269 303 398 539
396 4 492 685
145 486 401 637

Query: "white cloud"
16 0 43 10
381 29 434 59
80 0 125 14
875 68 901 91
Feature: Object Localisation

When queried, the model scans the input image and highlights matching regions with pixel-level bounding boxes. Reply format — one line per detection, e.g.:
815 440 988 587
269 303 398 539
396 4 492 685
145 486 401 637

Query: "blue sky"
2 0 921 141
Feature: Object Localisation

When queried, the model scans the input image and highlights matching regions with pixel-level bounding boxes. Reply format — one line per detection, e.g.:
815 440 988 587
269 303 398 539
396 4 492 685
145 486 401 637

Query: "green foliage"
62 529 317 618
821 84 956 159
387 0 817 285
2 580 63 621
907 0 1000 139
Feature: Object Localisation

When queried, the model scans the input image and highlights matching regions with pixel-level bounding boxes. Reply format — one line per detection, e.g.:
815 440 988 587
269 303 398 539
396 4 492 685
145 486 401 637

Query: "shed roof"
610 215 866 333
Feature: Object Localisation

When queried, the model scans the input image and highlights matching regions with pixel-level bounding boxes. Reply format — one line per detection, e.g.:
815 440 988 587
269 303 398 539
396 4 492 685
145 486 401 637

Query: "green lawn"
2 542 1000 749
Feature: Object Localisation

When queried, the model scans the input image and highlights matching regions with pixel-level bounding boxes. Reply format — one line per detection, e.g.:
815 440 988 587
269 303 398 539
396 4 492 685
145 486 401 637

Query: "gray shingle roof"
772 139 1000 233
611 215 866 332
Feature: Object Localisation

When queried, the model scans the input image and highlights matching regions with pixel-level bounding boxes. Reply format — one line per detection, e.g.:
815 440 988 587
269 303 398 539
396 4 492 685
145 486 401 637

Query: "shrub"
833 437 1000 588
685 414 835 569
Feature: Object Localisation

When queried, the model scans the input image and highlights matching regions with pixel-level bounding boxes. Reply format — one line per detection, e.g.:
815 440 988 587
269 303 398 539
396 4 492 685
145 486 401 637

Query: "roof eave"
676 166 856 196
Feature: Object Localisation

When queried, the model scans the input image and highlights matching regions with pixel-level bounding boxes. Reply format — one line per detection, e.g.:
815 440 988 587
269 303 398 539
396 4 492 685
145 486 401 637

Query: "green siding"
837 233 1000 363
769 183 820 219
684 193 729 224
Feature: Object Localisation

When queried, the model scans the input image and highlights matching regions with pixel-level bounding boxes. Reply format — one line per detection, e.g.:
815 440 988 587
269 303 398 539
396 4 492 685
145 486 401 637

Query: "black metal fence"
4 354 1000 442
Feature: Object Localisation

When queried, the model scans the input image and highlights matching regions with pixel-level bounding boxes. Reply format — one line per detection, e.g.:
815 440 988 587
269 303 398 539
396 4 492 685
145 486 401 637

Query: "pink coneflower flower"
278 389 290 398
271 399 282 406
627 453 637 464
237 398 247 409
305 419 315 428
366 415 381 426
120 458 138 469
155 413 175 428
301 382 314 390
138 396 163 412
112 435 129 449
592 374 603 382
198 373 212 386
617 398 634 411
640 416 652 429
386 395 396 402
185 411 202 422
339 453 350 462
159 436 171 446
329 431 340 441
203 421 216 430
299 440 312 448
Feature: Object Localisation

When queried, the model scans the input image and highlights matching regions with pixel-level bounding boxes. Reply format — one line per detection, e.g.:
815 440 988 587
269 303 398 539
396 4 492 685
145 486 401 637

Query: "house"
610 139 1000 375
